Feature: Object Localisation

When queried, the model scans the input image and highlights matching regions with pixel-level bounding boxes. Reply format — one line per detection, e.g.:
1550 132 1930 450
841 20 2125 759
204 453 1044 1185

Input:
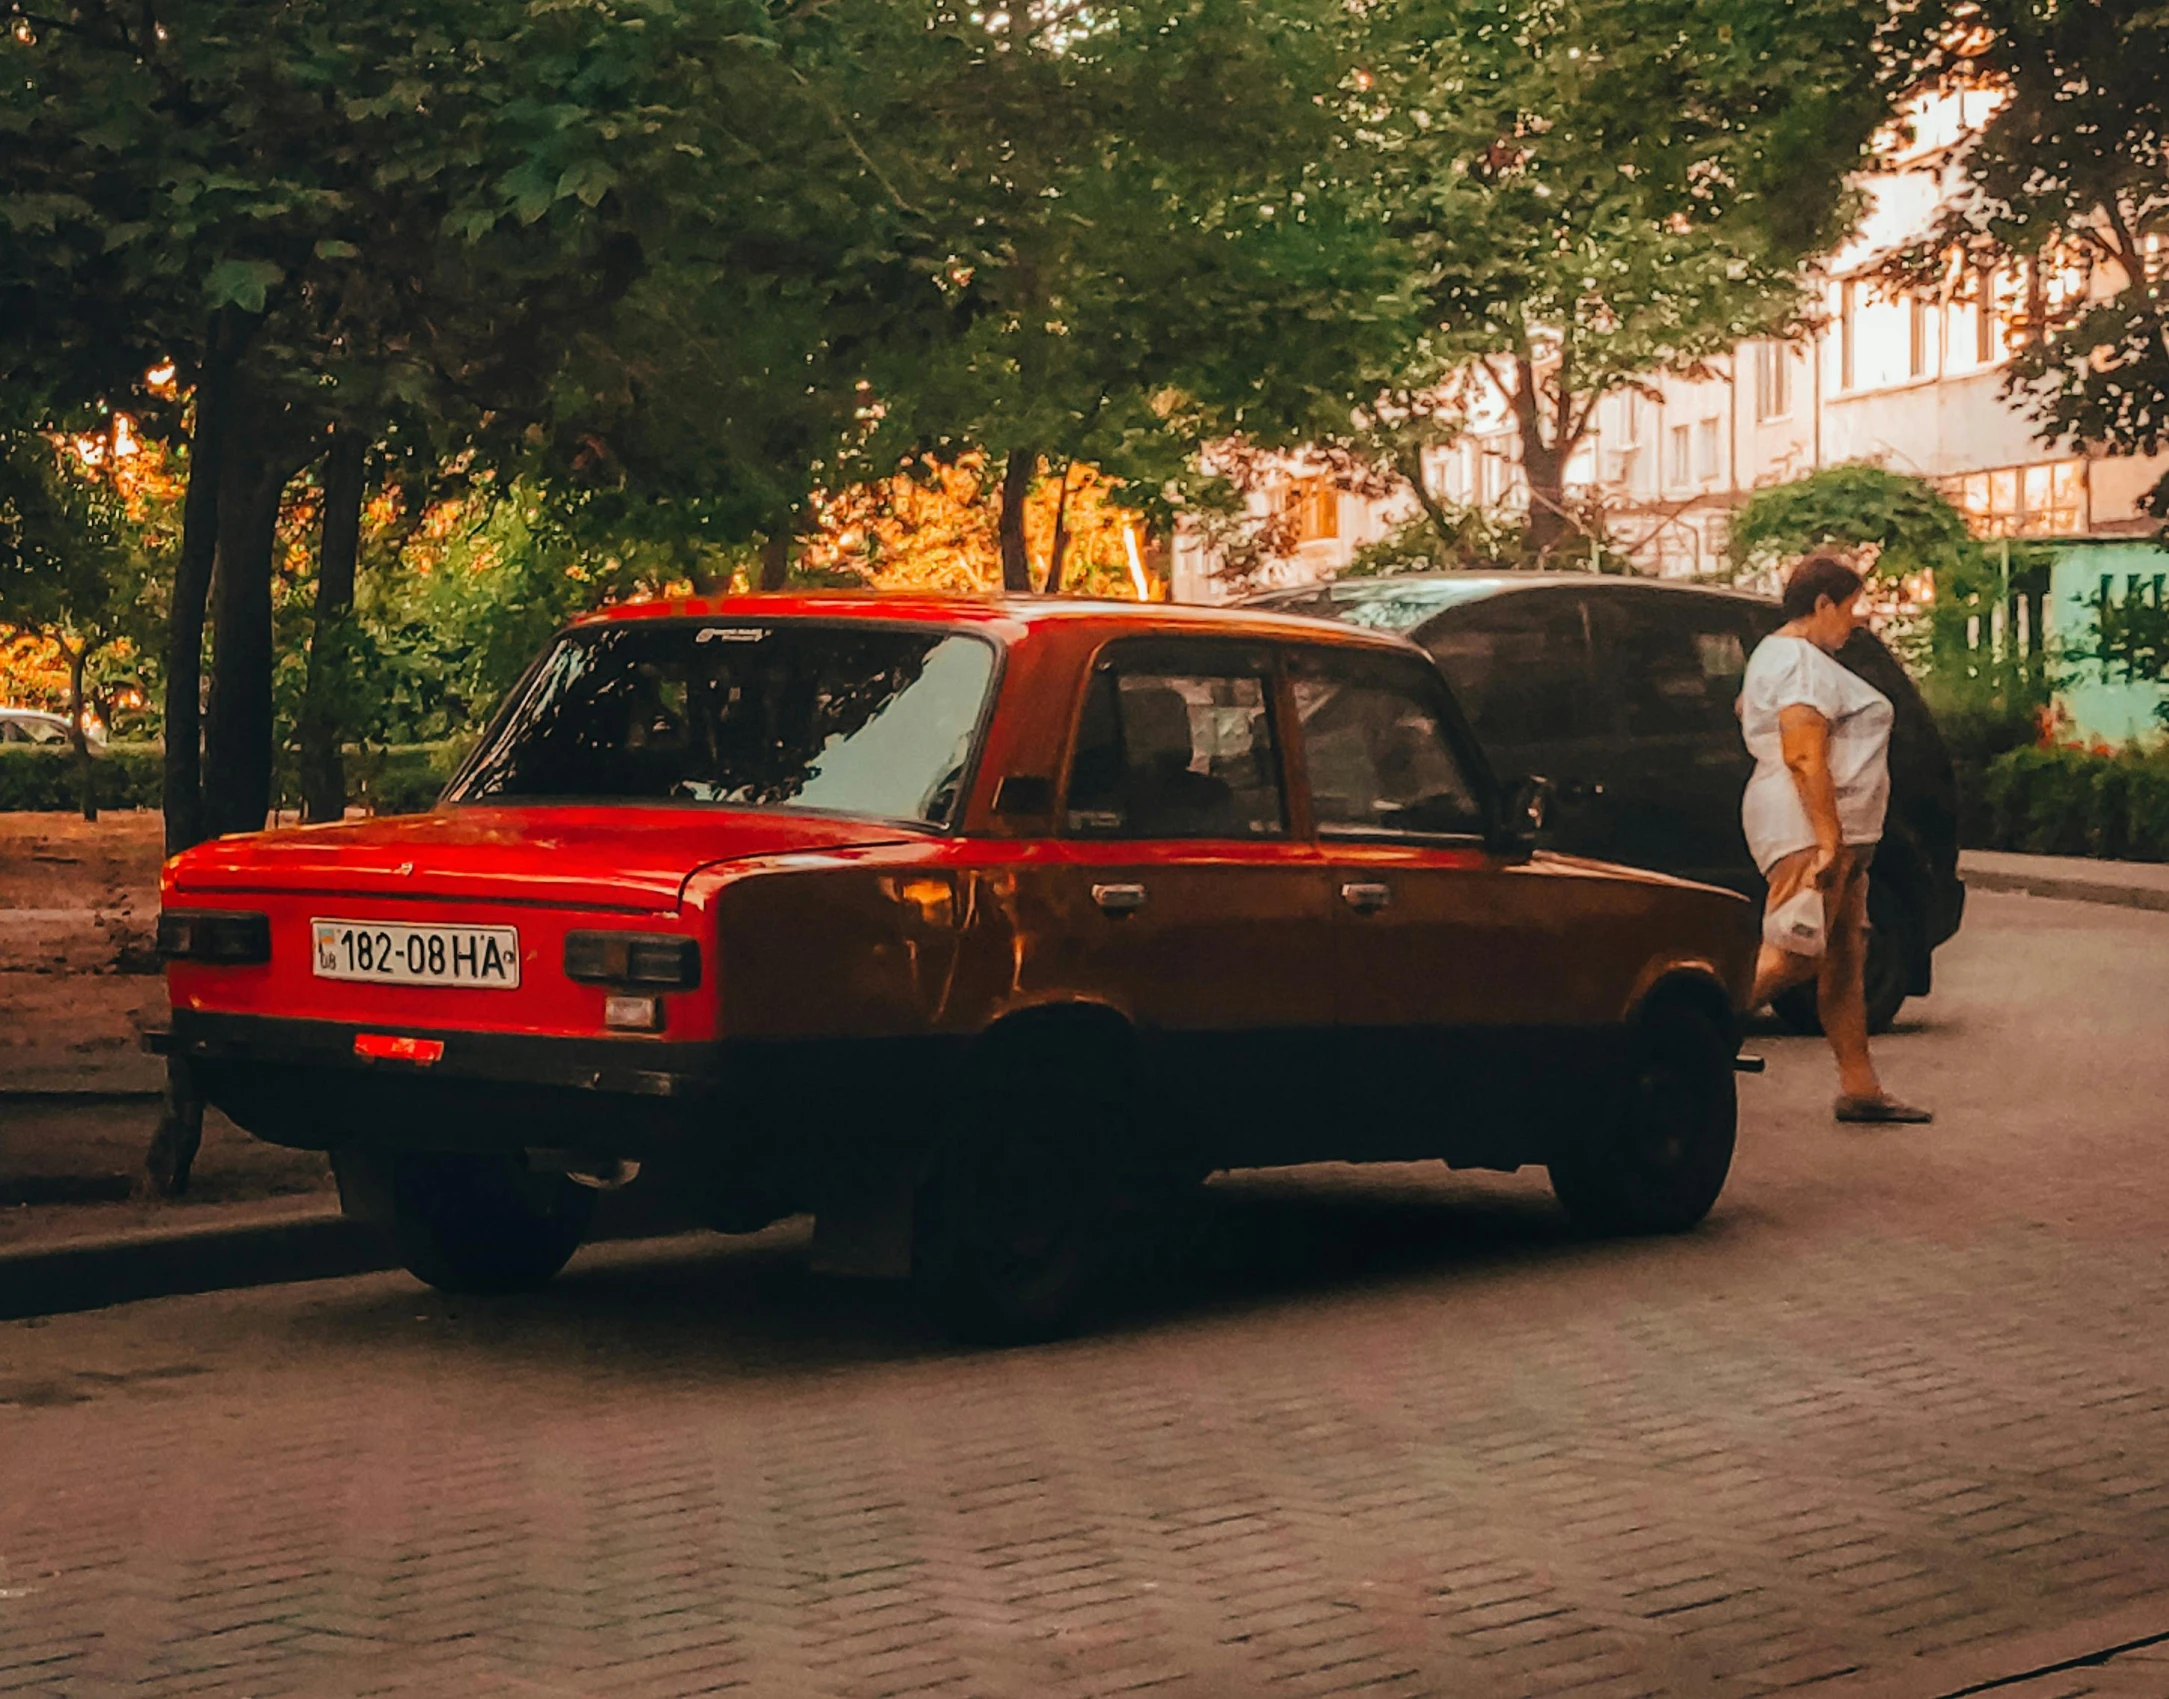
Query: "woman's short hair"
1781 550 1865 622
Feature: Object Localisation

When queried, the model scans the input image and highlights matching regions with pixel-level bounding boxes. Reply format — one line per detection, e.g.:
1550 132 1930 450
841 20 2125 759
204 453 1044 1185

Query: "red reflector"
354 1034 445 1065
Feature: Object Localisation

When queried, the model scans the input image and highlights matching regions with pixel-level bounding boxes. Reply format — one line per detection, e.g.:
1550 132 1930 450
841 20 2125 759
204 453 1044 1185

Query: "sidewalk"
1960 848 2169 913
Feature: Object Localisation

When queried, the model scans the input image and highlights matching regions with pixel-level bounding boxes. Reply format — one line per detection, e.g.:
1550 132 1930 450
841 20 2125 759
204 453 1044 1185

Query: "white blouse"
1738 635 1894 874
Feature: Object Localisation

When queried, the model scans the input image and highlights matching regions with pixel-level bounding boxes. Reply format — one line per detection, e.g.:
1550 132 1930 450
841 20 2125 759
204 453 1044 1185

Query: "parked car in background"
154 594 1757 1341
0 711 106 750
1241 575 1966 1033
0 706 103 747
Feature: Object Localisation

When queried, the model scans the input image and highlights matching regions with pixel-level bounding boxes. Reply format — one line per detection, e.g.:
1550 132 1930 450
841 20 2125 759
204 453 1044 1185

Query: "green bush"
1978 744 2169 862
0 742 163 812
1 741 469 816
347 741 469 816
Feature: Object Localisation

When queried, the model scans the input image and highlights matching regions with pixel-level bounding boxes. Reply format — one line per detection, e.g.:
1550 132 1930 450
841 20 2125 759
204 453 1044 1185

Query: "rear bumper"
147 1011 717 1155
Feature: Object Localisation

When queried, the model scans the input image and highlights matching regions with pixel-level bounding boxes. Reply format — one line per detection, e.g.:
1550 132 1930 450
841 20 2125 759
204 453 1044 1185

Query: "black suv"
1244 574 1966 1032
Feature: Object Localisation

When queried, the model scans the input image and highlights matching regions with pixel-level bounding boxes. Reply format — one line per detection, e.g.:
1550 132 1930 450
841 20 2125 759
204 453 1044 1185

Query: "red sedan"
155 595 1755 1339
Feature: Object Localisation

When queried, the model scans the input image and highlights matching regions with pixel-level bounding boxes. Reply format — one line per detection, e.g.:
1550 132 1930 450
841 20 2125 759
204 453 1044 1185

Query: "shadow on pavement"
293 1164 1716 1378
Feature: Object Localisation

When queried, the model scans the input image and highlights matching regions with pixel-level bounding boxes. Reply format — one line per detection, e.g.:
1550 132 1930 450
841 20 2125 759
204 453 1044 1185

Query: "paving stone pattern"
3 891 2168 1699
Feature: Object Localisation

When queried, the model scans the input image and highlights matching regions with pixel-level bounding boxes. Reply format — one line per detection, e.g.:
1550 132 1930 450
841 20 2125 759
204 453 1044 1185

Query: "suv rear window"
451 620 997 826
1422 593 1607 745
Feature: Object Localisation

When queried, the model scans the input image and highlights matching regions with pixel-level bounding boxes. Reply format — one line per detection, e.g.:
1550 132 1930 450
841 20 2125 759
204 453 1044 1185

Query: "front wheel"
343 1150 596 1295
1548 1003 1736 1236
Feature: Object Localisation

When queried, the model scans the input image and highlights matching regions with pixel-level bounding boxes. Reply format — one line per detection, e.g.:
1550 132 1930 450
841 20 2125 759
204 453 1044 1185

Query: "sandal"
1834 1095 1934 1125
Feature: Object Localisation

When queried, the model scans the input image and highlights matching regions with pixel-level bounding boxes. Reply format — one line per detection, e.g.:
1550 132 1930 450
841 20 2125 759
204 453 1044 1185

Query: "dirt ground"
0 811 335 1244
0 810 168 1093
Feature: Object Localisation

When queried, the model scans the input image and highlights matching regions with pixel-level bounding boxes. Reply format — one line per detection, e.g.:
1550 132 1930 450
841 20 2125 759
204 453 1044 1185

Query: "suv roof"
1241 573 1777 633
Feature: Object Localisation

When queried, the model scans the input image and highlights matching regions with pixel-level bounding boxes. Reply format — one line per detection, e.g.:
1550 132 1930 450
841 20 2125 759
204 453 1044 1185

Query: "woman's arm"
1777 704 1843 885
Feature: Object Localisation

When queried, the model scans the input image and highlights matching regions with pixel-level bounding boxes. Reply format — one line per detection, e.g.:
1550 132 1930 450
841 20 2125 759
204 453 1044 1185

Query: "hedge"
0 741 468 816
0 742 163 812
1975 744 2169 862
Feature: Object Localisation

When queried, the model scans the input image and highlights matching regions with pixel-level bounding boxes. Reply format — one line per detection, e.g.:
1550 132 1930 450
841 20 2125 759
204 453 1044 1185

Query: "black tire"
1548 1002 1737 1236
913 1029 1136 1345
1769 880 1916 1037
378 1150 595 1295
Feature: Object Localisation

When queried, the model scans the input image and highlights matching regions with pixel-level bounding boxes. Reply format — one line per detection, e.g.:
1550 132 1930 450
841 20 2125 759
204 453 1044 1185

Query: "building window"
1975 268 1998 363
1945 458 2085 537
1696 418 1721 481
1618 447 1642 493
1668 424 1691 486
1839 281 1857 390
1280 475 1339 544
1908 295 1933 379
1753 342 1791 421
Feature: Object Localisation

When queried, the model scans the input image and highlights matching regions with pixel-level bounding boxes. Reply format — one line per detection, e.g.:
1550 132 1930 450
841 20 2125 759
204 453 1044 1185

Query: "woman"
1742 550 1932 1124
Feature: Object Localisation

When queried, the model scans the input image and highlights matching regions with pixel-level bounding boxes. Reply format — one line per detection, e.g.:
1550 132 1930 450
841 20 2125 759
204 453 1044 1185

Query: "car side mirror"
1488 774 1553 858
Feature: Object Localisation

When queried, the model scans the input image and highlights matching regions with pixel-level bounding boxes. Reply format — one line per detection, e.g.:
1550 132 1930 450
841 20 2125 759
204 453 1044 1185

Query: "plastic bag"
1763 886 1827 957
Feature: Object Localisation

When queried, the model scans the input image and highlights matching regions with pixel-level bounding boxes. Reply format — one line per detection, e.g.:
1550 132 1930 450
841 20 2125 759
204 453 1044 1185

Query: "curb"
0 1210 388 1322
0 1189 698 1323
1961 865 2169 914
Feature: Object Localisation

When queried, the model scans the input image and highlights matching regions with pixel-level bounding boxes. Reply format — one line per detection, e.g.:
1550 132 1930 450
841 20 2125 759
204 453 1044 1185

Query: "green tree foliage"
0 0 812 844
1883 0 2169 519
1354 0 1896 555
0 425 158 816
1728 462 2054 732
859 0 1419 588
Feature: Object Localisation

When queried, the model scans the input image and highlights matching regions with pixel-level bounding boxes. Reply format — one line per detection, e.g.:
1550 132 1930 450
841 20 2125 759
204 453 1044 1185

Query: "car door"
1024 637 1337 1167
1586 589 1761 897
1414 588 1621 860
1286 643 1591 1167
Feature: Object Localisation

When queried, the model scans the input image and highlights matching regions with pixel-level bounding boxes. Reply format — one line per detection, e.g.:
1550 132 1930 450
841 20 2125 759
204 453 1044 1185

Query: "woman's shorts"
1763 844 1872 955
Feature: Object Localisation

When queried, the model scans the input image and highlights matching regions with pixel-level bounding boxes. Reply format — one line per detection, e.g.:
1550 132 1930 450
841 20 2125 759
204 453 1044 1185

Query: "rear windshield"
450 619 998 827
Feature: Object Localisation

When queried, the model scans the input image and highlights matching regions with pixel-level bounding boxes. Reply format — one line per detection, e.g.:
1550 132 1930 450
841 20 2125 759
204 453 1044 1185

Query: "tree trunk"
138 1059 204 1201
1043 460 1076 593
1505 353 1573 563
65 640 96 822
164 332 244 855
298 426 366 825
758 527 791 591
202 446 286 838
998 448 1036 593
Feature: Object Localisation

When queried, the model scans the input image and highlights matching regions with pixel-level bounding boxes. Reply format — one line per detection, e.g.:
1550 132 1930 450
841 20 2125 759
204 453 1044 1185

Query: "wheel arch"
1629 966 1740 1049
969 997 1142 1069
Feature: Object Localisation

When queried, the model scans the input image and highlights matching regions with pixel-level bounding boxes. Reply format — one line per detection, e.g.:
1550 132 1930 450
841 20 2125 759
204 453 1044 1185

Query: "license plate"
311 919 521 989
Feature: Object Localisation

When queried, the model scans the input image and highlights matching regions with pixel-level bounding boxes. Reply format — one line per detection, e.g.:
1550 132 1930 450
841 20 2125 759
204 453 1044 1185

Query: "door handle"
1340 881 1393 914
1091 882 1148 915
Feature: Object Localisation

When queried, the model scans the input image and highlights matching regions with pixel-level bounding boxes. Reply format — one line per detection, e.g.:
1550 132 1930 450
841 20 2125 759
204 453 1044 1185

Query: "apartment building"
1173 88 2169 605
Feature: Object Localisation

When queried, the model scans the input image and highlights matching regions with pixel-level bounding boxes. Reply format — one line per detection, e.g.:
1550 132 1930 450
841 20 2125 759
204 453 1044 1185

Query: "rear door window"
1065 642 1287 839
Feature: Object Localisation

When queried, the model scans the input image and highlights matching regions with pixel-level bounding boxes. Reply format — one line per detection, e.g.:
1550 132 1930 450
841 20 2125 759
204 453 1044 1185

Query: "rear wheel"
1548 1003 1736 1235
1770 879 1916 1037
912 1030 1137 1345
365 1150 596 1295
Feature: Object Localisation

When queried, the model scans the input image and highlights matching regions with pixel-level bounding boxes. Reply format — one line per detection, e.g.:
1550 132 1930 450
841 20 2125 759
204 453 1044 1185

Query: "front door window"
1289 650 1484 841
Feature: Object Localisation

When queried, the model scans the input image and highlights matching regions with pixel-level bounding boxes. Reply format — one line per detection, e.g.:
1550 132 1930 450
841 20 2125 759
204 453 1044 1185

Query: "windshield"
450 619 998 827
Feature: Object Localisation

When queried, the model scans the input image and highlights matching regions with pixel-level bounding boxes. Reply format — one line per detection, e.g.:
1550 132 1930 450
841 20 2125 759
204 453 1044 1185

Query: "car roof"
573 590 1424 651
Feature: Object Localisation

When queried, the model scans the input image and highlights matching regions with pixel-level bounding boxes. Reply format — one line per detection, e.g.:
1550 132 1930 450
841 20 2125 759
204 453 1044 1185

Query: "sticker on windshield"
696 626 768 644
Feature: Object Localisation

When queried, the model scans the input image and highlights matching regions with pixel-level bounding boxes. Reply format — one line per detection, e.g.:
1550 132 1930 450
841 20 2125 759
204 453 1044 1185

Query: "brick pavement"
3 889 2168 1698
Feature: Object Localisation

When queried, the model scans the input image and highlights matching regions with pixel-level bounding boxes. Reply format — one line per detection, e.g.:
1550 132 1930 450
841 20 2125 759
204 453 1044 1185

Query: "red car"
155 595 1755 1338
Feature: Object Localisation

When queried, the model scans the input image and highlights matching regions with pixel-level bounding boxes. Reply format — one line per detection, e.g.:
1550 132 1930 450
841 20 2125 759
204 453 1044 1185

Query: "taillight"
563 931 701 989
157 909 271 965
